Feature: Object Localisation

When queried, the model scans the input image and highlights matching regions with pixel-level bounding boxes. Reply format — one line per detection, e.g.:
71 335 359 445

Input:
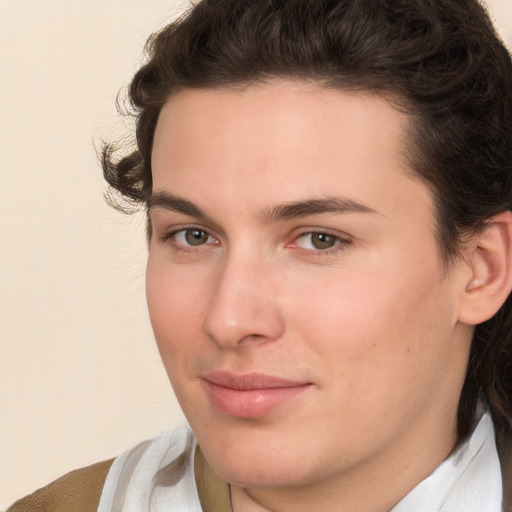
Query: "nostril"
203 295 285 348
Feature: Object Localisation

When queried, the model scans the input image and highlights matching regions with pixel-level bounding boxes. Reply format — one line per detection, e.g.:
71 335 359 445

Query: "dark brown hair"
103 0 512 436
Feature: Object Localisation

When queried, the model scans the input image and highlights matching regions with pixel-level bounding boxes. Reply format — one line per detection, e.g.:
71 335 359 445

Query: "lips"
202 371 312 418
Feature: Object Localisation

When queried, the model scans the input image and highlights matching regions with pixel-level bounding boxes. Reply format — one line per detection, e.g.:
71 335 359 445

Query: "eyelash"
290 230 351 255
160 227 219 252
159 227 351 255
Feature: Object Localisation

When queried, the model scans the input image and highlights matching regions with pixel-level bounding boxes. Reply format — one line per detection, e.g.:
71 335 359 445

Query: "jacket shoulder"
7 459 114 512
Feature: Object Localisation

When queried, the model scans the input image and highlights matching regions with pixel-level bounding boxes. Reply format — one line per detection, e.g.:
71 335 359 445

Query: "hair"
102 0 512 437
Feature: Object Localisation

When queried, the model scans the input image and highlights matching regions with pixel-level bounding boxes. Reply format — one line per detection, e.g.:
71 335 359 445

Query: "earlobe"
458 211 512 325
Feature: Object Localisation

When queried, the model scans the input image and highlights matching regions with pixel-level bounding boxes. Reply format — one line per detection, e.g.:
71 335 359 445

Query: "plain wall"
0 0 511 508
0 1 189 506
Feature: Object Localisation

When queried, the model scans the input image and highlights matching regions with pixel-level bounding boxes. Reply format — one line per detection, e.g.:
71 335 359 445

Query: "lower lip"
203 381 312 418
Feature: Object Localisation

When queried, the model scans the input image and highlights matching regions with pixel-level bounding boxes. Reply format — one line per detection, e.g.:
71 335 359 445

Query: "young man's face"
147 81 473 500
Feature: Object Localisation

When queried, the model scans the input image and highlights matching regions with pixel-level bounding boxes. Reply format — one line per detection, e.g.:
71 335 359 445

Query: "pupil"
312 233 334 250
186 229 208 246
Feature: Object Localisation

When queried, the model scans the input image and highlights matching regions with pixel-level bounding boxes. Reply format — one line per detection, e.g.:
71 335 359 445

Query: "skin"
146 81 476 512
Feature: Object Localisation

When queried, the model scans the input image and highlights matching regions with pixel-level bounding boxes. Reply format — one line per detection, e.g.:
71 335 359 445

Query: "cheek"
145 256 210 372
290 249 456 397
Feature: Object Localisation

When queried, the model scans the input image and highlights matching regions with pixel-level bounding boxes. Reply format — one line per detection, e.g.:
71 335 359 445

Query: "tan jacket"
7 429 512 512
6 459 114 512
6 445 230 512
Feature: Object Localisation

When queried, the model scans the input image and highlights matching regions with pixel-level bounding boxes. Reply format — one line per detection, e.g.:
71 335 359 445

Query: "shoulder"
6 459 114 512
97 427 231 512
6 427 198 512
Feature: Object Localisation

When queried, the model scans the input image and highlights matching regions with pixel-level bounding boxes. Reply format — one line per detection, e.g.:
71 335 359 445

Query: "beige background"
0 0 189 506
0 0 511 508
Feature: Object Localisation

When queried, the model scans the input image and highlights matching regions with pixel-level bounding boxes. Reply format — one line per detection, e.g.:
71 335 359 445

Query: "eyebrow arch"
148 191 209 219
263 197 381 220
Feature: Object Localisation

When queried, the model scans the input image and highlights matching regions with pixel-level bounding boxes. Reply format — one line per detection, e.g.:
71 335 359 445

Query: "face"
147 81 473 495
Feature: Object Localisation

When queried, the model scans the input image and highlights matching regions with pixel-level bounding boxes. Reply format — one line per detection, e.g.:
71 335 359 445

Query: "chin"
196 426 323 489
210 453 309 488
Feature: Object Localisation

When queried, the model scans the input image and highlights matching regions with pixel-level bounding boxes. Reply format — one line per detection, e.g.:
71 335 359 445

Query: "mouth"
201 371 313 418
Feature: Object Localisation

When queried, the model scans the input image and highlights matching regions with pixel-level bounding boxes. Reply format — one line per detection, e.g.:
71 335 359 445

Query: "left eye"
173 228 216 247
295 232 344 251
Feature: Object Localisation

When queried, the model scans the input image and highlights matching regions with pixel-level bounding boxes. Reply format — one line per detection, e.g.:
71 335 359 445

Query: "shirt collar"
390 409 502 512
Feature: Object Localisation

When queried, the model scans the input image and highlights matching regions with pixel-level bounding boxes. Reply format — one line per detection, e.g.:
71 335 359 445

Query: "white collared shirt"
391 410 502 512
98 411 503 511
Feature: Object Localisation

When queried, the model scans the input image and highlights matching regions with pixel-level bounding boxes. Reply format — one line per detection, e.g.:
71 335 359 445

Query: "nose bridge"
203 245 284 347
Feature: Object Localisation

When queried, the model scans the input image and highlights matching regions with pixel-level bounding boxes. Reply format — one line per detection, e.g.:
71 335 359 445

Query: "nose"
203 251 285 348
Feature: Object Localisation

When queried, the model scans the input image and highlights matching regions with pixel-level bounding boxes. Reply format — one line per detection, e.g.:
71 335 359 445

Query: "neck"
230 414 459 512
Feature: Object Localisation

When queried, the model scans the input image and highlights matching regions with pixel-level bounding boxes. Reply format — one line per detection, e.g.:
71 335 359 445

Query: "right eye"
167 228 218 249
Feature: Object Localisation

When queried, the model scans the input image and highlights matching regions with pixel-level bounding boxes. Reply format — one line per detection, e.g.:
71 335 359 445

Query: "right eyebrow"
147 191 208 219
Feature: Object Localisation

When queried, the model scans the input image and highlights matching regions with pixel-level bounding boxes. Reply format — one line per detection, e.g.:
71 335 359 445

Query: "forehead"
151 80 432 229
152 81 410 174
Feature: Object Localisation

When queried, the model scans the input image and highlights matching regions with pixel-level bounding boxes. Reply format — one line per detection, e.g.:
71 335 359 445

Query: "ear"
458 211 512 325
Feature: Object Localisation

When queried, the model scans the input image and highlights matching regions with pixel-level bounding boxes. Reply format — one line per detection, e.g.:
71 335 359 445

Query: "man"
9 0 512 510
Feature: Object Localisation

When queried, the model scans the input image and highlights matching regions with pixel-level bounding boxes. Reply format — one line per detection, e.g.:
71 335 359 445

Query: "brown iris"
185 229 209 246
310 233 337 250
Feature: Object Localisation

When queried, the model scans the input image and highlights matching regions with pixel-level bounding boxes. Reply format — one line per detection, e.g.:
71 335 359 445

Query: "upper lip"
202 371 310 391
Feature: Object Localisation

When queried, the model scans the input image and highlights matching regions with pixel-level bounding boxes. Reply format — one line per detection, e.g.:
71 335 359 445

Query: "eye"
170 228 218 248
304 232 337 250
293 231 349 252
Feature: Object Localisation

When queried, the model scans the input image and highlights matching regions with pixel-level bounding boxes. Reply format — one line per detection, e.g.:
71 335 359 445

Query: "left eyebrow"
262 197 381 221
